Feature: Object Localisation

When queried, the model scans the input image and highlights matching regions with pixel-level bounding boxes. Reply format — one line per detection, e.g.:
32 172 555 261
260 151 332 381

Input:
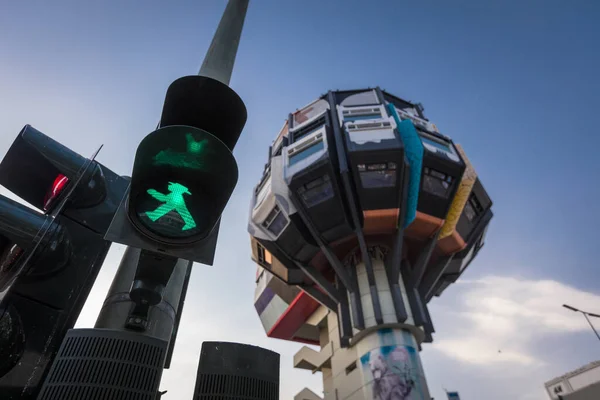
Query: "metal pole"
582 312 600 342
198 0 250 85
563 304 600 343
95 247 191 344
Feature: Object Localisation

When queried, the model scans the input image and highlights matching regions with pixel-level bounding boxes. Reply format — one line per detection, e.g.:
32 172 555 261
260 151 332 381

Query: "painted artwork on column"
359 330 427 400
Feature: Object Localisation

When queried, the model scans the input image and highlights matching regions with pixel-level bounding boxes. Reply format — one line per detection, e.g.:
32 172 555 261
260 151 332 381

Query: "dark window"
262 205 287 236
464 193 484 221
554 385 563 394
288 140 325 166
422 167 453 198
358 162 397 189
345 361 357 375
291 115 326 143
298 175 334 208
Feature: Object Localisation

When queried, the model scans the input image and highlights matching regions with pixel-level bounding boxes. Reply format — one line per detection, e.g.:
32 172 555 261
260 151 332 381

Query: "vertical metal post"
95 248 191 344
199 0 250 85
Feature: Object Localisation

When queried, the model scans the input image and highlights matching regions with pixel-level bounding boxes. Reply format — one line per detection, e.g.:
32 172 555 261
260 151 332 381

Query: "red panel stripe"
267 291 320 340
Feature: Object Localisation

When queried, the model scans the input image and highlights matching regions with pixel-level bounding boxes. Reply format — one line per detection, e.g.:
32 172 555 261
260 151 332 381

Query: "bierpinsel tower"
248 89 493 399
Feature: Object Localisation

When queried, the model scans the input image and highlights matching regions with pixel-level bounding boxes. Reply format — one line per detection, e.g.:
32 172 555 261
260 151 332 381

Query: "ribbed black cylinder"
37 328 168 400
193 342 280 400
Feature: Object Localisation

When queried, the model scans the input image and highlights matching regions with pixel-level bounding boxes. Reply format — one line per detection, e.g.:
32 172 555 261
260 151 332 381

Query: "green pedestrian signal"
145 182 196 231
152 134 209 170
128 125 238 244
104 75 247 263
186 134 206 154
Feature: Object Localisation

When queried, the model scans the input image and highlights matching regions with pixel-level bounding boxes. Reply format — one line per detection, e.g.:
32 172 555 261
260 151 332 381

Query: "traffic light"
0 125 128 398
106 75 247 264
0 125 129 234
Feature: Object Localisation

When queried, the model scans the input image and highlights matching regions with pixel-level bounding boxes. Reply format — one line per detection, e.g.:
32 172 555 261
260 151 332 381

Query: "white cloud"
430 276 600 367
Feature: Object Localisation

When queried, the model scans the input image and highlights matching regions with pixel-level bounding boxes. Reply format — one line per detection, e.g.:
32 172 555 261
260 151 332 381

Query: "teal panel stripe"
387 104 424 227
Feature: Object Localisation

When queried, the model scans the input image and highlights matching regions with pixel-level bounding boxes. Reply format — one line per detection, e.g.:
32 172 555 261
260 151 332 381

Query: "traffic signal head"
128 125 237 244
106 75 247 264
0 125 87 213
0 125 129 234
0 124 127 395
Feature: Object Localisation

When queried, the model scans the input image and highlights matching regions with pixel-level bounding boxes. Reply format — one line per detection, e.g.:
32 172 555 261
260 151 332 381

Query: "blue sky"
1 1 599 399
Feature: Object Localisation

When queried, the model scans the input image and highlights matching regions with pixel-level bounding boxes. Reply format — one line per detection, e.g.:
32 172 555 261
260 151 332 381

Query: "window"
345 361 357 375
464 193 484 221
346 121 392 131
342 107 383 123
419 130 452 153
422 167 453 198
298 175 334 208
291 115 326 143
343 112 382 122
288 140 325 166
358 162 397 188
554 385 563 394
262 205 288 236
345 120 395 145
256 243 272 266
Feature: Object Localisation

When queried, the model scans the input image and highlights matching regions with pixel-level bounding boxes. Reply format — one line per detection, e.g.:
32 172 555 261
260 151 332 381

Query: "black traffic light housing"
0 125 129 234
106 75 247 264
0 216 111 398
0 124 127 397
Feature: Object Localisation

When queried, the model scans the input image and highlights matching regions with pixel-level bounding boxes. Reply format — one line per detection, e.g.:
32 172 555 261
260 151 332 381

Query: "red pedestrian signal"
43 174 69 212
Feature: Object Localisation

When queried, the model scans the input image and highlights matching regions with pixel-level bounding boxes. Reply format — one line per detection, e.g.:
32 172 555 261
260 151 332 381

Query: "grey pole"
582 312 600 342
198 0 249 85
95 247 192 344
563 304 600 343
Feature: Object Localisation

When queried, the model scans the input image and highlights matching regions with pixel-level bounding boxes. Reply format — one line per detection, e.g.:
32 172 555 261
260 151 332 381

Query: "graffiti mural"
360 342 426 400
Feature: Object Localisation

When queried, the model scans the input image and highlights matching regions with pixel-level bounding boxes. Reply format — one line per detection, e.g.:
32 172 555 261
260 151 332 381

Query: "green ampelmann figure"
145 182 196 231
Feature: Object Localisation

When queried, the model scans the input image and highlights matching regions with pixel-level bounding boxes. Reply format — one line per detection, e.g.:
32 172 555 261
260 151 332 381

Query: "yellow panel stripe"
438 144 477 239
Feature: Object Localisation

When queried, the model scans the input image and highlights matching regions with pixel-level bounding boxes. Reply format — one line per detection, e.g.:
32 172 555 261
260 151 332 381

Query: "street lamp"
563 304 600 342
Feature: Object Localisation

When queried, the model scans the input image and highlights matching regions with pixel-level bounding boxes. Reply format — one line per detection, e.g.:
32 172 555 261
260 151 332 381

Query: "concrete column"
353 328 430 400
296 249 432 400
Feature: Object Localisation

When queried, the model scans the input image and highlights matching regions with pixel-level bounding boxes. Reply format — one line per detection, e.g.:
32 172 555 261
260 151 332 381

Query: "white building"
545 361 600 399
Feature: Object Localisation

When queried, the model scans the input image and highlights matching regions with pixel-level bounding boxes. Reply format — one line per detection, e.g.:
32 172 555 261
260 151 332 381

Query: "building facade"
249 88 493 399
545 361 600 400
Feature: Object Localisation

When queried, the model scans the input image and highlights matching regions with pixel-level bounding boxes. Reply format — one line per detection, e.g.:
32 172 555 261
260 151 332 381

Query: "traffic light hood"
159 75 247 151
